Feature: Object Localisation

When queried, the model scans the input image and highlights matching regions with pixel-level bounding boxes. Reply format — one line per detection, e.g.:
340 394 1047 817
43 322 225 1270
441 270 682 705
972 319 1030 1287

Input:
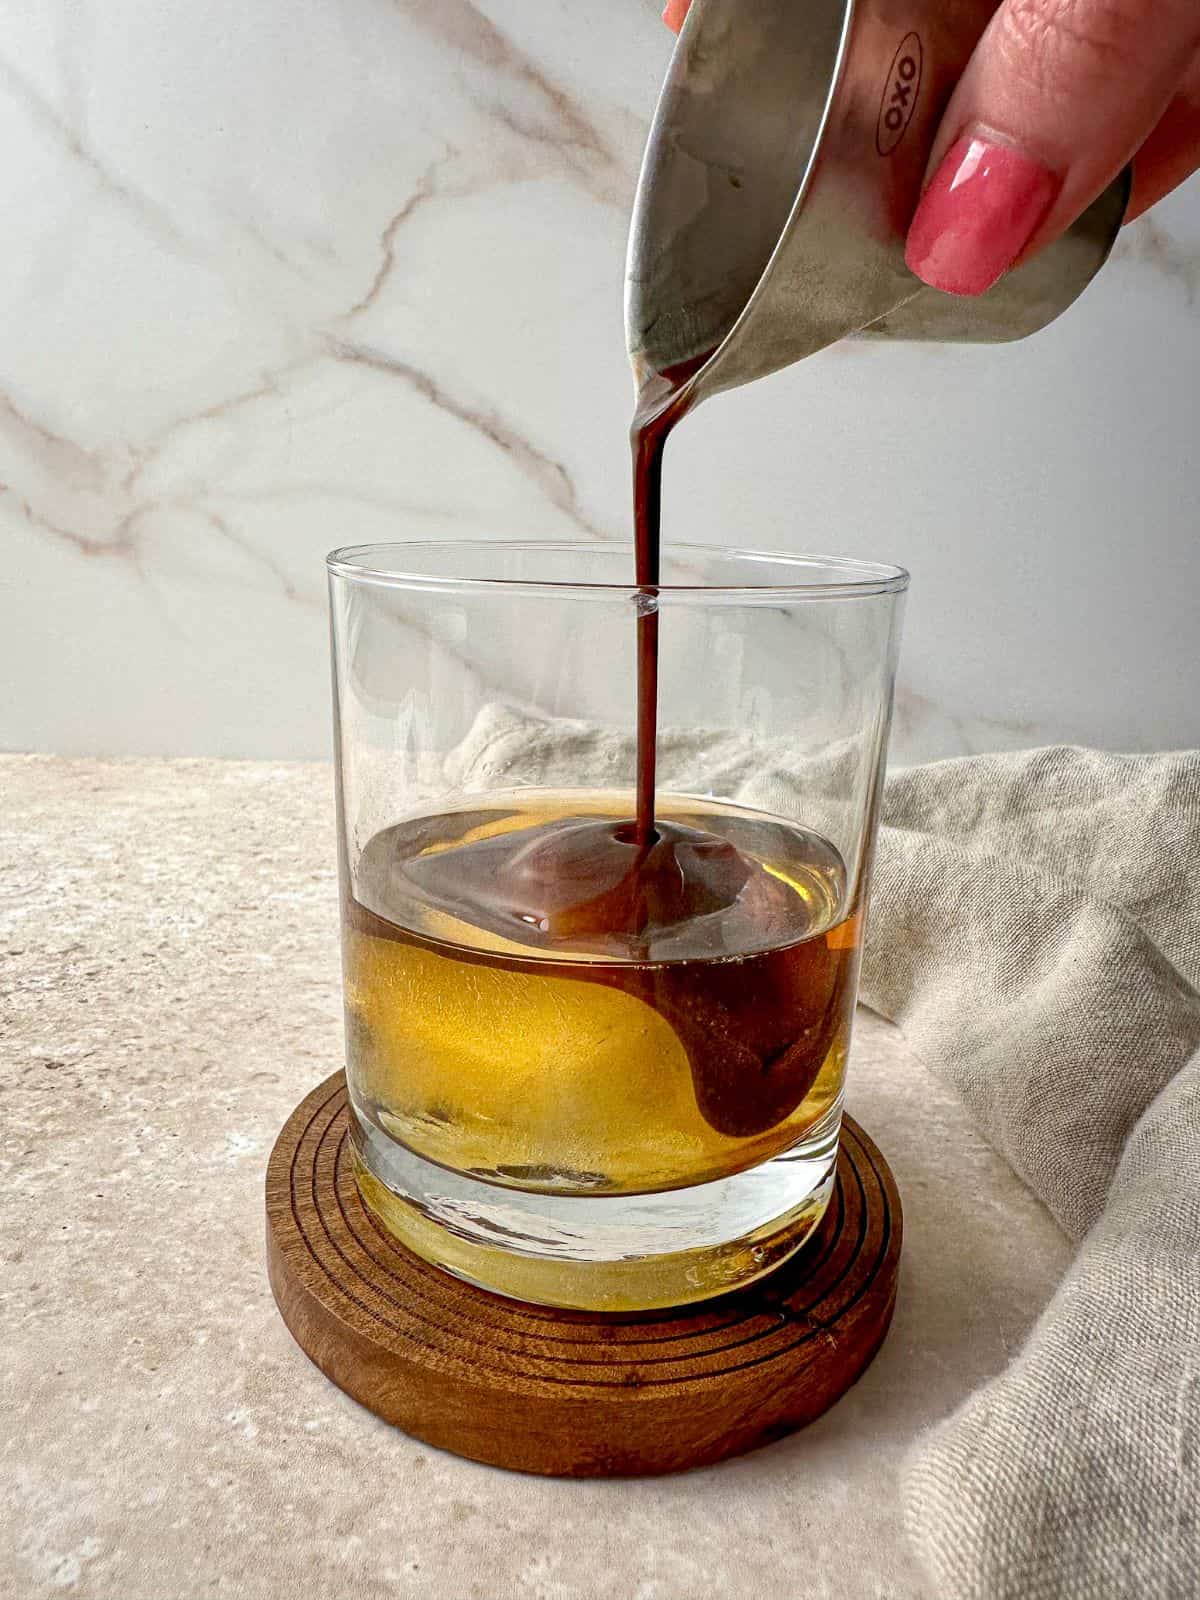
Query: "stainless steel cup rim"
626 0 859 409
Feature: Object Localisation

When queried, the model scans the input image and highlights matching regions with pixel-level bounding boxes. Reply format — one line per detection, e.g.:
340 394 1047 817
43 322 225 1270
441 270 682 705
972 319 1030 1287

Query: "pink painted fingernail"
663 0 691 34
904 134 1060 297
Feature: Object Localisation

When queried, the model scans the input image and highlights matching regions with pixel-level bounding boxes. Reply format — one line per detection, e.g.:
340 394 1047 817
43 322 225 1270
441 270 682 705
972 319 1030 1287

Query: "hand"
663 0 1200 297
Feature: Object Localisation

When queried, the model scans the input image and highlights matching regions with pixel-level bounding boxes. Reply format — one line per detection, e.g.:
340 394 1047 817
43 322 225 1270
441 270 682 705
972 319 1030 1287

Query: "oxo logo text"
876 33 923 156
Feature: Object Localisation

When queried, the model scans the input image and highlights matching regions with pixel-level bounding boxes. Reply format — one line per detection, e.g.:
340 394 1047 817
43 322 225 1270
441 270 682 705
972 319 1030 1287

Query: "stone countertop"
1 757 1071 1600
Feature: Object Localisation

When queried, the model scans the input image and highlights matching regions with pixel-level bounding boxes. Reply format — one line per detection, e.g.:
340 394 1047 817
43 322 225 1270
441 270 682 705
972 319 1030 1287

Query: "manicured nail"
904 134 1059 297
663 0 691 34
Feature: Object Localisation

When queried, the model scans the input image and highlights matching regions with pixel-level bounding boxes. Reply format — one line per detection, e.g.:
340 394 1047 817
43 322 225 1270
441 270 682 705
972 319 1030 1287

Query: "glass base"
349 1098 842 1313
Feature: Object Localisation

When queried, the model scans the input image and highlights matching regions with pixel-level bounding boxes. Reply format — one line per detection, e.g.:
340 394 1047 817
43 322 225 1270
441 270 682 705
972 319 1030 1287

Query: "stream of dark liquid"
365 359 718 959
630 357 708 847
387 360 711 950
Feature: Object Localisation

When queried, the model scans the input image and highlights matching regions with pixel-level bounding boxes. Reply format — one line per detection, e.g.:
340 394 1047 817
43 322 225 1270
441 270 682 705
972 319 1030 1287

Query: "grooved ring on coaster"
266 1072 902 1477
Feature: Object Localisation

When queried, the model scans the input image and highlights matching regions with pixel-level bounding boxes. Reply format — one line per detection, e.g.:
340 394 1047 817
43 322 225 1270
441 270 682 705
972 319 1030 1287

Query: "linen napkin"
449 706 1200 1599
874 748 1200 1600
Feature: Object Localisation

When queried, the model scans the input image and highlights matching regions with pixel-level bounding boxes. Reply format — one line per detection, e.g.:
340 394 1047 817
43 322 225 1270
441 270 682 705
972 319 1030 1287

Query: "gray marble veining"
0 0 1197 762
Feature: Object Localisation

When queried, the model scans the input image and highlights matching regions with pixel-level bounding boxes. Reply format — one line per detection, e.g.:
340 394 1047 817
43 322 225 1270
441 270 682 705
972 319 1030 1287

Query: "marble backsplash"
2 0 1198 764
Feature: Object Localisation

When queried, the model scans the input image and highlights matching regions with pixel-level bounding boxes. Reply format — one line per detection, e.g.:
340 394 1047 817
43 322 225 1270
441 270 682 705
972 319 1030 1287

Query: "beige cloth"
453 709 1200 1599
870 749 1200 1600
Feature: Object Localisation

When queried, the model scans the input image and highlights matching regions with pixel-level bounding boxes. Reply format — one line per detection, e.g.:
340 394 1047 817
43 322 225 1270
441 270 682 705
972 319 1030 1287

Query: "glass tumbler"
328 542 907 1312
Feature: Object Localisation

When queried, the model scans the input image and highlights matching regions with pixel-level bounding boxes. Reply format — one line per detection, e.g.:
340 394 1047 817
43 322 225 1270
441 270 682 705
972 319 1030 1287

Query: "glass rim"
326 540 909 602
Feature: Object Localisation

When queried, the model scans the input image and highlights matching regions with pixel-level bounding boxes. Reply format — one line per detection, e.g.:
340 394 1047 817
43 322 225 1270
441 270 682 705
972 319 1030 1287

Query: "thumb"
906 0 1200 295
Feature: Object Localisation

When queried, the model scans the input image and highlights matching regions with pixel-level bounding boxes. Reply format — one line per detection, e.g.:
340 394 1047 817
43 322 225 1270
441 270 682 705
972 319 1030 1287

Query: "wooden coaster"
266 1072 902 1477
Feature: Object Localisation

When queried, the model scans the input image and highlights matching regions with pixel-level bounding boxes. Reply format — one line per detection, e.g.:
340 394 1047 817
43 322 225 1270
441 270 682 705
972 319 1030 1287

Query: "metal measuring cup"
626 0 1130 403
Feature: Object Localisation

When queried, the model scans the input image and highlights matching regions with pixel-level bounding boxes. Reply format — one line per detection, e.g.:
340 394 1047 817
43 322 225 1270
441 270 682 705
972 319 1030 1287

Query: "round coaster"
266 1072 902 1478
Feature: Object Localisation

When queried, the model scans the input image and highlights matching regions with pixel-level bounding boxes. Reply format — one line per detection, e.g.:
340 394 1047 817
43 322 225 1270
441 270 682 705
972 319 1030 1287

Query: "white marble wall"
3 0 1198 764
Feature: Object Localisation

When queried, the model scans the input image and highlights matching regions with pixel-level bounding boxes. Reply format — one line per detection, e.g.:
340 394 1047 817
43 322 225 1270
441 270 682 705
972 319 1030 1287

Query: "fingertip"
663 0 691 35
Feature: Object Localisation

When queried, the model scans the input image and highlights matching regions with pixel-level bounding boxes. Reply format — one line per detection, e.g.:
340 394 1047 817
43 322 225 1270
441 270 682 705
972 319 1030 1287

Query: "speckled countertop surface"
1 757 1071 1600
